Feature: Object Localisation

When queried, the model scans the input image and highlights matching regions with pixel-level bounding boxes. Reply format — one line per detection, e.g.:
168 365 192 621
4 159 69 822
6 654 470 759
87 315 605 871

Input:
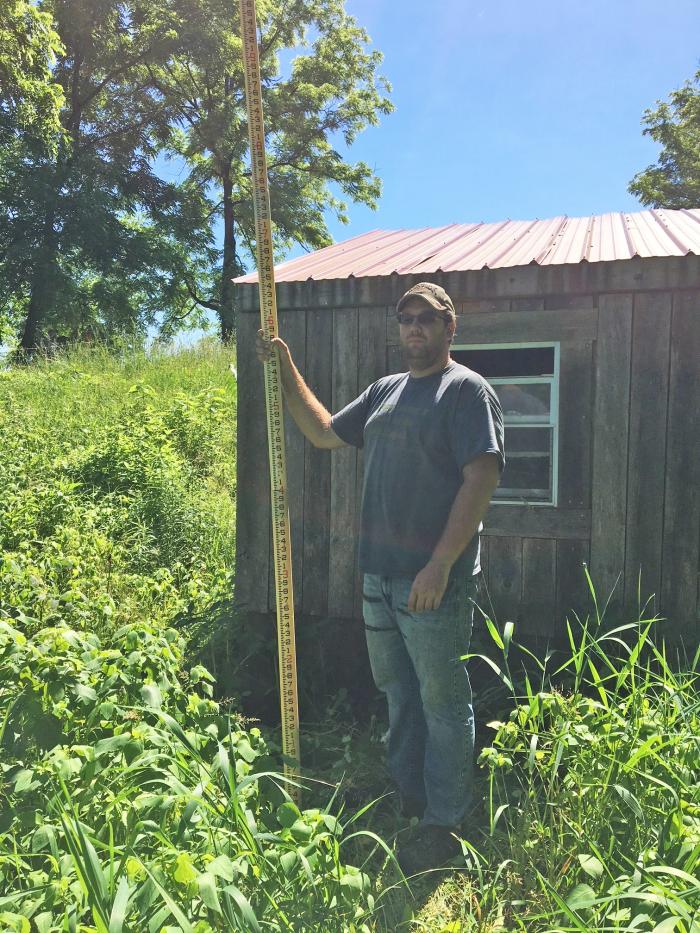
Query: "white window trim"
452 341 560 507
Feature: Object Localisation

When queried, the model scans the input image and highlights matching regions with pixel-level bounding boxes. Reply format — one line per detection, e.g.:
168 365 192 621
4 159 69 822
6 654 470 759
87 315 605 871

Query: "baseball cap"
396 282 456 320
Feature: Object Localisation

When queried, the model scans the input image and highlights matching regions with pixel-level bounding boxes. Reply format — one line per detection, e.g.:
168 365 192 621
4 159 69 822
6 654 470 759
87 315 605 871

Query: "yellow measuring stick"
239 0 300 801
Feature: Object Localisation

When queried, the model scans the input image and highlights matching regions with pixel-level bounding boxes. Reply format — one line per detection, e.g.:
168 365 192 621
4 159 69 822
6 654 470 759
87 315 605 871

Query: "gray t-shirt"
331 361 505 580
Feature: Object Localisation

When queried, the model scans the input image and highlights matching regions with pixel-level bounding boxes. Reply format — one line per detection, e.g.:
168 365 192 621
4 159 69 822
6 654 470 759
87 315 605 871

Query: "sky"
278 0 698 260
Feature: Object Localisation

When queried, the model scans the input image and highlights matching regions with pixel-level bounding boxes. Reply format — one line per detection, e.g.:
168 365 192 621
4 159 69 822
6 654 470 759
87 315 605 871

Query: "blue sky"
287 0 698 258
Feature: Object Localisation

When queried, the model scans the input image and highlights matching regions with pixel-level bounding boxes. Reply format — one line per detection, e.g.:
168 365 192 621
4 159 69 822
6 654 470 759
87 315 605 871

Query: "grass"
0 342 698 931
0 339 237 642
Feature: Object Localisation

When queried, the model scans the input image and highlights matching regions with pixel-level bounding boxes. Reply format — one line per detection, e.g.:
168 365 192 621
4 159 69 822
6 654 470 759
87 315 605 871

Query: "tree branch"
185 278 220 311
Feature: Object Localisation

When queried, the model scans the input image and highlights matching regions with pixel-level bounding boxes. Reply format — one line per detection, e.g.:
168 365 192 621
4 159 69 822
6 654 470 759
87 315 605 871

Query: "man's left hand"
407 559 452 613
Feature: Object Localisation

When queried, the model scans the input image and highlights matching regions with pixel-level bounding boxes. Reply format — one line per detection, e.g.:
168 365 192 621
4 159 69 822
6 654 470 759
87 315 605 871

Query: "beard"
400 338 444 369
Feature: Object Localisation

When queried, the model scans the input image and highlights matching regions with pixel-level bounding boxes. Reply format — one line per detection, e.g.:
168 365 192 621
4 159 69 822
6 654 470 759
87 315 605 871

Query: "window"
452 344 559 505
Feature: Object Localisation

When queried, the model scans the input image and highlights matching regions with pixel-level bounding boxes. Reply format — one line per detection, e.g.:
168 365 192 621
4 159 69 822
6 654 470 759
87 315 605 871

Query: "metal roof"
235 208 700 284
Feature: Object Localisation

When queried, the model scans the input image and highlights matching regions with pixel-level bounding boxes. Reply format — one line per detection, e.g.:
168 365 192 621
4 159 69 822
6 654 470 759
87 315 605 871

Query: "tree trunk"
219 170 236 343
19 288 48 356
19 216 58 356
20 51 79 358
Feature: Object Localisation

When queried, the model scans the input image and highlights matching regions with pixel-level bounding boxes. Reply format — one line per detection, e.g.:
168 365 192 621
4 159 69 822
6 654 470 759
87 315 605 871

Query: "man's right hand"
254 327 346 450
255 330 292 370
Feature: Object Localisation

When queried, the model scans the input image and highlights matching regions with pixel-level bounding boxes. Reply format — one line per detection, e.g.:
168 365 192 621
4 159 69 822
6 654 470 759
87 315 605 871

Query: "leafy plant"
471 575 700 932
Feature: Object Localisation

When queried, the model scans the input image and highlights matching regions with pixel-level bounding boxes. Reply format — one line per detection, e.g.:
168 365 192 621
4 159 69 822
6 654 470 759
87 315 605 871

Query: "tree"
0 0 391 352
0 0 217 354
629 67 700 209
0 0 65 149
149 0 392 340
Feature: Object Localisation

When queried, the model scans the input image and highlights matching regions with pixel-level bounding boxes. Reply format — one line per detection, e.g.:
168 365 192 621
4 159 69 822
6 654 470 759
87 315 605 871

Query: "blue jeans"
362 573 476 828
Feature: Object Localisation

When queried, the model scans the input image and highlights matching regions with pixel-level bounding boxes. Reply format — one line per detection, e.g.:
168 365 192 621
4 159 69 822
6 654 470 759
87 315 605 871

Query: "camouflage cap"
396 282 456 321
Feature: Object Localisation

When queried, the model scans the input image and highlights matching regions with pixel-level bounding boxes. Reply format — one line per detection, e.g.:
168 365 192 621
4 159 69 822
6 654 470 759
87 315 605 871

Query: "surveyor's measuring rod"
239 0 300 798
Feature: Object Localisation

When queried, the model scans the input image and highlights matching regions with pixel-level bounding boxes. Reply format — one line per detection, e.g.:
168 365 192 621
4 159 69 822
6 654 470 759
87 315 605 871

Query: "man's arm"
255 331 346 450
407 453 500 612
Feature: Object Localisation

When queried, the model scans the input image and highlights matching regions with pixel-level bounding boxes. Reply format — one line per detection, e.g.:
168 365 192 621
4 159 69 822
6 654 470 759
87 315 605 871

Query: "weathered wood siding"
235 256 700 640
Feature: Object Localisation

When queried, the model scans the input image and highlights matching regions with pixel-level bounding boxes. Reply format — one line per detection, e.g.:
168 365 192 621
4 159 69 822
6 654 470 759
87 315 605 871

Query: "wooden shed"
234 209 700 644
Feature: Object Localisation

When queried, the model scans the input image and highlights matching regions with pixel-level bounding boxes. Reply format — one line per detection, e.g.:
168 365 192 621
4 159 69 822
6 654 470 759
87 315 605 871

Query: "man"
256 282 505 874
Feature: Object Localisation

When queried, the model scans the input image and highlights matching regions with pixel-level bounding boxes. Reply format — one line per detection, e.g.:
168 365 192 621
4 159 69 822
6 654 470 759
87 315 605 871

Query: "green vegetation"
1 344 698 931
0 341 236 639
630 67 700 209
0 343 386 930
0 0 392 351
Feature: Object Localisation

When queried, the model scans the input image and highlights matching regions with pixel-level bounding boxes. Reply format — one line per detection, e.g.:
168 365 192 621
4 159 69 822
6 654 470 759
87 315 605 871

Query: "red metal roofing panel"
234 208 700 284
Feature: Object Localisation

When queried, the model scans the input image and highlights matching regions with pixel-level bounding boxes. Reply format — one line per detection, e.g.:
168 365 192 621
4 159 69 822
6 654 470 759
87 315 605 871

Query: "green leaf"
108 876 132 933
280 850 299 876
140 683 162 708
76 683 98 702
565 883 597 910
651 920 679 933
34 913 53 933
140 862 194 933
94 734 132 758
173 852 198 885
32 825 59 859
340 871 365 890
207 855 235 882
503 620 514 658
0 914 30 933
485 616 504 649
277 801 301 828
613 783 644 819
290 819 313 842
197 873 221 913
461 652 513 691
13 769 35 792
578 854 604 879
175 799 200 844
222 884 261 932
236 737 257 763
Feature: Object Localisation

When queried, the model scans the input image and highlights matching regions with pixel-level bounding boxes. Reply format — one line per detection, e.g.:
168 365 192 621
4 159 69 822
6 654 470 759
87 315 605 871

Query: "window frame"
451 341 560 507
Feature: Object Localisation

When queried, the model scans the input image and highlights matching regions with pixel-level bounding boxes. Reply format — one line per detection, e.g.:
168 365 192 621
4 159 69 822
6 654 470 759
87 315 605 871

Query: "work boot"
396 823 463 876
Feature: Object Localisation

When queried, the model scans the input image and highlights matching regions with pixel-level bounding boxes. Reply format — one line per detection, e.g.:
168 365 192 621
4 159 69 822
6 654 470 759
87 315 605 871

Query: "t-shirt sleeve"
331 385 373 448
450 379 506 474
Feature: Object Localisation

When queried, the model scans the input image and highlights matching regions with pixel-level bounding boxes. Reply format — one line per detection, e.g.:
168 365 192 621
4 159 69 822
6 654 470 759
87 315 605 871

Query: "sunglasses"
396 310 447 326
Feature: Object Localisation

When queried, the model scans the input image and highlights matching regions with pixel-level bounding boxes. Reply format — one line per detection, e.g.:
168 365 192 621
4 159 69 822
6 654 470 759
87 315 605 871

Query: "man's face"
397 298 455 368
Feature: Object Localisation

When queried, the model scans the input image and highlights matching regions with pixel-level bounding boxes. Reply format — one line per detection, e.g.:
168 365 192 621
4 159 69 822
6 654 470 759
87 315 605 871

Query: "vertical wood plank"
267 310 307 611
557 340 594 508
511 297 545 313
387 343 403 375
479 534 490 587
235 311 271 612
661 292 700 635
556 539 592 631
590 294 633 610
624 292 672 618
328 308 360 616
353 306 391 618
521 538 556 637
302 309 333 615
487 536 522 625
474 535 494 627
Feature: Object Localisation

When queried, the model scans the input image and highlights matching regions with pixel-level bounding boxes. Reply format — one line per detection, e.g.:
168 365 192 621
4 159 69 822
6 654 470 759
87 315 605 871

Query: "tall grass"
426 577 700 933
0 340 237 641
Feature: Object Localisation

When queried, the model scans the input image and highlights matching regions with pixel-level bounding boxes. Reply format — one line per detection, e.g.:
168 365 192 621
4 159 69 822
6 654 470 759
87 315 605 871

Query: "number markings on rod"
240 0 300 792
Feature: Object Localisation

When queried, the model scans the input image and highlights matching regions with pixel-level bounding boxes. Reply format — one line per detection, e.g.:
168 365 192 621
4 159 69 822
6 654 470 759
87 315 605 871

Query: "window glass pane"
504 426 551 454
453 346 554 377
494 426 552 501
493 383 550 421
496 455 551 500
